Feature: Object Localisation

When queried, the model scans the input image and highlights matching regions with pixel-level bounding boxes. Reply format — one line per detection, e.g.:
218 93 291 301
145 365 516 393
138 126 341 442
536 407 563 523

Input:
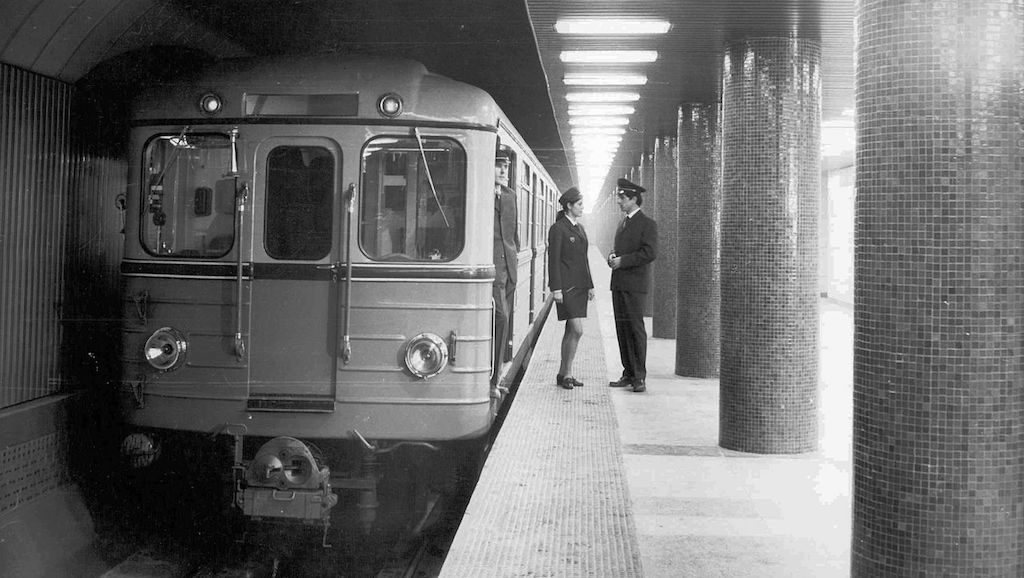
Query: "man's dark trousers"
611 289 647 382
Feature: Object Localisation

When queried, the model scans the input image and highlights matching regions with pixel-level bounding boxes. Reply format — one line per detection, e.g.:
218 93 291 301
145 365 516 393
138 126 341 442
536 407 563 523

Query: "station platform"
440 248 853 577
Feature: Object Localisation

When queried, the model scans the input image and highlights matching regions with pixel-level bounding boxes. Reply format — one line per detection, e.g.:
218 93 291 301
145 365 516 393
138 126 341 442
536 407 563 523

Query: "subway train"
115 54 558 542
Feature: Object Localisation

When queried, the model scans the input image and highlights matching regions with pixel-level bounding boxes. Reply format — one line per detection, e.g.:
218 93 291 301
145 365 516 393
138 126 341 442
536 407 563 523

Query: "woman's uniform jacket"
547 213 594 294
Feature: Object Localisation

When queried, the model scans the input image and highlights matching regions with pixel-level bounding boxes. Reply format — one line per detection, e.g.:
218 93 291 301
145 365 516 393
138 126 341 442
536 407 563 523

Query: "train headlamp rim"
404 332 449 379
198 92 223 115
144 326 188 372
377 93 403 118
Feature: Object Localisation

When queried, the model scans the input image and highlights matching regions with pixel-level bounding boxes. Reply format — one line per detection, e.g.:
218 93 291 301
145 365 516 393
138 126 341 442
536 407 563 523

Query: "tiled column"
719 38 820 454
852 1 1024 575
676 104 721 377
640 151 655 316
652 136 678 338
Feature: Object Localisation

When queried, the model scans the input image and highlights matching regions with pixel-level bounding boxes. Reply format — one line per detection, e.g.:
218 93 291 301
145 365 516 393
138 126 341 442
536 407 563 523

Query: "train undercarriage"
118 425 488 569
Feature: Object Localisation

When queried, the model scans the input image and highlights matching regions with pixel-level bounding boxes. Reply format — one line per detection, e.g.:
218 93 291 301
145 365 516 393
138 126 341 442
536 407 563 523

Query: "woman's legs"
559 317 584 377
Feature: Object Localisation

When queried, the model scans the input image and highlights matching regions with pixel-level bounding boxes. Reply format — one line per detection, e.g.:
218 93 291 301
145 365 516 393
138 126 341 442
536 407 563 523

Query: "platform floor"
441 247 852 577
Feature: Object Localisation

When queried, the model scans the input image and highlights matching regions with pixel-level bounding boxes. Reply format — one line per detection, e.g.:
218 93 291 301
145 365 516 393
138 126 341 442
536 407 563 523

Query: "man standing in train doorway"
493 146 519 386
607 178 657 393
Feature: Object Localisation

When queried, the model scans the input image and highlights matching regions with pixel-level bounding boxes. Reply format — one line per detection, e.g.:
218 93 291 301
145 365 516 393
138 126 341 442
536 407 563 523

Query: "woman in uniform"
547 187 595 389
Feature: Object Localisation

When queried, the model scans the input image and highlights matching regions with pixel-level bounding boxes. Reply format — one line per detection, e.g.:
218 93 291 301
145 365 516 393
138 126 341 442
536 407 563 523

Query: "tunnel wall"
1 61 126 566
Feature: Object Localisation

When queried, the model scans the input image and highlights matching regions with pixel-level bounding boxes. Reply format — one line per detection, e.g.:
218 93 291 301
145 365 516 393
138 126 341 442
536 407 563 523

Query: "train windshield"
360 136 466 262
141 132 235 257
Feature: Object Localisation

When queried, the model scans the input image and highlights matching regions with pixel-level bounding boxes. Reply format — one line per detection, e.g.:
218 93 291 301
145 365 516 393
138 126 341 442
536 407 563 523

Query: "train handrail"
229 128 248 361
341 182 355 364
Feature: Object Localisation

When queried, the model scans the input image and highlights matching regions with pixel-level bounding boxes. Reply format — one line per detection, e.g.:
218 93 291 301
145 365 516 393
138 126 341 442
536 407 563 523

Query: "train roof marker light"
563 73 647 86
567 92 641 103
198 92 223 115
554 19 672 35
560 50 659 64
377 93 403 118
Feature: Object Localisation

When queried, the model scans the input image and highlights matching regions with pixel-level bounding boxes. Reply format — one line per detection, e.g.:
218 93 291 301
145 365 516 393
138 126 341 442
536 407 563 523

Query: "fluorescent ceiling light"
555 19 671 35
564 73 647 86
573 136 623 146
575 147 616 154
560 50 658 63
568 104 635 116
575 156 617 165
574 136 621 143
575 144 619 153
566 92 641 103
568 116 630 127
570 127 627 136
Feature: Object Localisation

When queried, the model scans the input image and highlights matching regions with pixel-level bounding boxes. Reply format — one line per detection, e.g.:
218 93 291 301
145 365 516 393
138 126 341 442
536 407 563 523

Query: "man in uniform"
607 178 657 392
493 148 519 385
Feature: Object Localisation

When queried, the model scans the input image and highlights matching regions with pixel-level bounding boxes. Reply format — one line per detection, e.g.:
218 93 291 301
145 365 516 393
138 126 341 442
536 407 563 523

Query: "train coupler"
234 436 339 534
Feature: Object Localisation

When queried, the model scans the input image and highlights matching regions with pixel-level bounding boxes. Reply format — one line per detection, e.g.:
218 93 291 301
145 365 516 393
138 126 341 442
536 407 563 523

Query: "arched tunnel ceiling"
0 0 572 187
1 0 855 192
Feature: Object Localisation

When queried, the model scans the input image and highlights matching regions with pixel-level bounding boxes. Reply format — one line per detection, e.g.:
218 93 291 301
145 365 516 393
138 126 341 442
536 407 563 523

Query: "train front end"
116 56 504 538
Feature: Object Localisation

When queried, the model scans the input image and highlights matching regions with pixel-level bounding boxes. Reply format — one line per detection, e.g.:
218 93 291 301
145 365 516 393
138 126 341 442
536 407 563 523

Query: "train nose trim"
246 395 335 412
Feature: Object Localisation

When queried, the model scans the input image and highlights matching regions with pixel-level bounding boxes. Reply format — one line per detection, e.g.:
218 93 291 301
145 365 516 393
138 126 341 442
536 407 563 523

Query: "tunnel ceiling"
1 0 854 192
0 0 572 187
526 0 855 190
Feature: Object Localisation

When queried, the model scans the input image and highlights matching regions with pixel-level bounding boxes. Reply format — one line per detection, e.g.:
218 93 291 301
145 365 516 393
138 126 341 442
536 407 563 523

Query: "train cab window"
359 136 466 262
264 146 335 260
141 133 235 257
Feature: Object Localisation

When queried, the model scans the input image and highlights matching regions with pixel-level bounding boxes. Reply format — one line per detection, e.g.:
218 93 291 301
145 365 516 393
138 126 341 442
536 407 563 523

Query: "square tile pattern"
853 0 1024 575
720 37 822 454
677 103 723 379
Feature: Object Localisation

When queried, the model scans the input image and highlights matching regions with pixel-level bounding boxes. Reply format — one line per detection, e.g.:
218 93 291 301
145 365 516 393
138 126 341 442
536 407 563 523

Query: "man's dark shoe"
632 380 646 393
609 376 632 387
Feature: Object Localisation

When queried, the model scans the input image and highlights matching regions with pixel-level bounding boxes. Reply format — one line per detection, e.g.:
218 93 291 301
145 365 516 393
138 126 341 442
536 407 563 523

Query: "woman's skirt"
555 287 589 320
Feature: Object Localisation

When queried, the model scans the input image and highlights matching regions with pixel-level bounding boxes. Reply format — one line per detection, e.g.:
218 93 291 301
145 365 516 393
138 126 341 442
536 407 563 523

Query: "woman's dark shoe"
567 376 584 387
557 374 574 390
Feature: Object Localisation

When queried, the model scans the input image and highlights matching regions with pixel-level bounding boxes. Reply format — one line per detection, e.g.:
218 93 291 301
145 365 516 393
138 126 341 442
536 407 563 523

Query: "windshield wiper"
153 125 191 187
413 127 450 228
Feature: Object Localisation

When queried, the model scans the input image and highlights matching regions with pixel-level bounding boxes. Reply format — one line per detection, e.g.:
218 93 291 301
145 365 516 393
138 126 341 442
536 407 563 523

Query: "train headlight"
404 333 448 378
198 92 223 115
144 327 188 371
377 93 403 118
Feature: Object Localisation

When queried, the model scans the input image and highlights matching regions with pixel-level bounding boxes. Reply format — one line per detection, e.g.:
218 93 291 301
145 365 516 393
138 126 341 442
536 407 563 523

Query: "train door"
247 137 341 408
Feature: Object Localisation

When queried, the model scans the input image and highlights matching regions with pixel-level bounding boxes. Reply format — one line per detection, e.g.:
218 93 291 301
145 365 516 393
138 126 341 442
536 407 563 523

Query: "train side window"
264 146 335 260
359 136 466 262
141 132 234 258
503 148 517 191
518 165 531 247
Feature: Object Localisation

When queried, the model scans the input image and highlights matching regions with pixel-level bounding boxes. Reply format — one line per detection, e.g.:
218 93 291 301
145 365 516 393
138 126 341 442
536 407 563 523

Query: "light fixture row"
556 19 671 197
